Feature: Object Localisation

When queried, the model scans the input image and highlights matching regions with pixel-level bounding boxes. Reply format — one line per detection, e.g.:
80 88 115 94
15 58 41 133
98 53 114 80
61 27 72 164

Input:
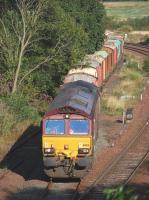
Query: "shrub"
142 59 149 75
1 93 40 122
120 68 143 81
104 186 136 200
113 80 136 97
101 96 124 116
117 25 133 32
126 61 139 69
0 101 16 136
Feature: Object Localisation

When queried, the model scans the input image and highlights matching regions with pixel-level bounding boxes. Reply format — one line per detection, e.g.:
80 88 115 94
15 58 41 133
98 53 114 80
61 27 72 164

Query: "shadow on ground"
0 125 48 181
5 187 78 200
6 188 47 200
0 125 80 182
4 184 149 200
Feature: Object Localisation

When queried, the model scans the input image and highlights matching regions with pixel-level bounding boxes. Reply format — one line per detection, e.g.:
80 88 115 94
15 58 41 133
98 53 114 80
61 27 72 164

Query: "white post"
122 110 125 124
140 94 143 101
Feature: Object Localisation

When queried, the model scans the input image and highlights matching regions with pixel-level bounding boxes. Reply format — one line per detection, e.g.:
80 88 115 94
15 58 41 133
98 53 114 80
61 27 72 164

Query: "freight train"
42 32 125 178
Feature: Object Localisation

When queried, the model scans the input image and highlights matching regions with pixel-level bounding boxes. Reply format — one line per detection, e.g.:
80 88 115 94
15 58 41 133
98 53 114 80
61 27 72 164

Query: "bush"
104 187 136 200
0 101 16 135
142 59 149 75
105 16 149 31
101 96 124 116
102 63 145 116
126 61 139 69
117 25 133 32
0 93 40 122
104 186 149 200
121 68 143 81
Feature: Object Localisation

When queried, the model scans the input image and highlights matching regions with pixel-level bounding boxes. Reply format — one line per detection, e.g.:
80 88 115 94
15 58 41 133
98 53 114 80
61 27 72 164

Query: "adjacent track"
124 43 149 57
74 118 149 200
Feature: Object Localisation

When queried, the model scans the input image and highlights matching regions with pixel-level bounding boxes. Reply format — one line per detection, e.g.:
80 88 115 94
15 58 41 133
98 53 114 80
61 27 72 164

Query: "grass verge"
101 62 147 116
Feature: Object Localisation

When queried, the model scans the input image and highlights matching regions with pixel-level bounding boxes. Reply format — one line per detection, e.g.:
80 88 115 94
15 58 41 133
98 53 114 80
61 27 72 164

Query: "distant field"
104 1 149 19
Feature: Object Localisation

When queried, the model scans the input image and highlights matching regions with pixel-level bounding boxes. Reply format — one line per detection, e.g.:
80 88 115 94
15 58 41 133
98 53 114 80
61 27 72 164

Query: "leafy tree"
0 0 88 96
58 0 106 53
0 0 51 94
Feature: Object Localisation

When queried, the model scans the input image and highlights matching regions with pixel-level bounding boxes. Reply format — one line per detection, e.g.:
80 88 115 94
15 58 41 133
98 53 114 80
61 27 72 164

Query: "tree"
58 0 106 53
0 0 66 94
0 0 88 95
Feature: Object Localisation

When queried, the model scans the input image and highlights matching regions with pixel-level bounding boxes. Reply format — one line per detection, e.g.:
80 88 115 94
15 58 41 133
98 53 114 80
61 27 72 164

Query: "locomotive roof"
45 81 99 118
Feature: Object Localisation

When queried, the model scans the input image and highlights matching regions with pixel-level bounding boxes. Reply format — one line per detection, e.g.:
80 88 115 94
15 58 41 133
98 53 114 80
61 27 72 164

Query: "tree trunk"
11 49 23 94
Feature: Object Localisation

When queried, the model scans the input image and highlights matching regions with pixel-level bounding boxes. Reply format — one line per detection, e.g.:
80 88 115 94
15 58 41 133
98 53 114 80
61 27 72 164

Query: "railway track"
0 50 148 200
74 118 149 200
42 182 80 200
42 118 148 200
124 43 149 57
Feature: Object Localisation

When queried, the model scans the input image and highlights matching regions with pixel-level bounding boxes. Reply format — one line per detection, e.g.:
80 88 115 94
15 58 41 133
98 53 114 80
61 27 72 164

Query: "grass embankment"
101 61 148 116
104 1 149 19
104 1 149 32
0 93 49 159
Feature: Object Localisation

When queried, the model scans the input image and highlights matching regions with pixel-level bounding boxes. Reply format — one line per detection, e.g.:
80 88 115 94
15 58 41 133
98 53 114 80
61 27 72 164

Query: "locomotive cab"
42 114 93 171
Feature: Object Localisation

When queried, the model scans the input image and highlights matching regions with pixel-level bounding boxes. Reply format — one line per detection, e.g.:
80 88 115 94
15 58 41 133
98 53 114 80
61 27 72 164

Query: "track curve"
74 118 149 200
124 42 149 57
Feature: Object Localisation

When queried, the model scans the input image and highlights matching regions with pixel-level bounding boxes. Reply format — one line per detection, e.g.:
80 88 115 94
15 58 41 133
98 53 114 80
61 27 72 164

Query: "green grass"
0 101 16 136
101 60 146 116
101 97 124 116
104 1 149 19
0 92 44 136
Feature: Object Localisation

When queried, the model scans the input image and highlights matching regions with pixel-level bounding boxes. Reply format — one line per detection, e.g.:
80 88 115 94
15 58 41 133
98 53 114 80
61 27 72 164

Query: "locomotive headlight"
65 114 70 119
78 148 89 154
44 148 55 154
64 145 69 150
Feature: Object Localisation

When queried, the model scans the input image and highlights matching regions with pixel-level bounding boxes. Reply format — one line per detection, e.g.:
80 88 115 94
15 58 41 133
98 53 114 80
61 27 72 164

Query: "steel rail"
124 47 149 56
74 118 149 200
124 151 149 185
124 44 149 56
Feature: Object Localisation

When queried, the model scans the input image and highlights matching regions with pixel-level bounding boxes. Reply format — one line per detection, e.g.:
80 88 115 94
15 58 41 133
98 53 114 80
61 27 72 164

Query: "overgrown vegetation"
104 1 149 31
104 1 149 19
0 0 106 136
143 59 149 75
101 61 146 116
104 186 149 200
58 0 106 53
105 16 149 32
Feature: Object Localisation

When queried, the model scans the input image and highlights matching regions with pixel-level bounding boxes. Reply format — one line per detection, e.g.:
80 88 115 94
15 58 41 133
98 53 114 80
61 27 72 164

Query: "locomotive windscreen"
69 120 89 135
45 120 65 135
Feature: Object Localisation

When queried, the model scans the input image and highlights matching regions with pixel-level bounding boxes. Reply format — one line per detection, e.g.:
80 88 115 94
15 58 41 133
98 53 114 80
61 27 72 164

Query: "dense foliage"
103 0 149 2
104 186 149 200
0 0 106 135
58 0 106 53
105 16 149 31
0 0 105 97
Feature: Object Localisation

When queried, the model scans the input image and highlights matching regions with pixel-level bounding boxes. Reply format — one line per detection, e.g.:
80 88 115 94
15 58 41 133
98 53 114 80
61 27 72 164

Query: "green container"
108 39 121 59
94 51 108 59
